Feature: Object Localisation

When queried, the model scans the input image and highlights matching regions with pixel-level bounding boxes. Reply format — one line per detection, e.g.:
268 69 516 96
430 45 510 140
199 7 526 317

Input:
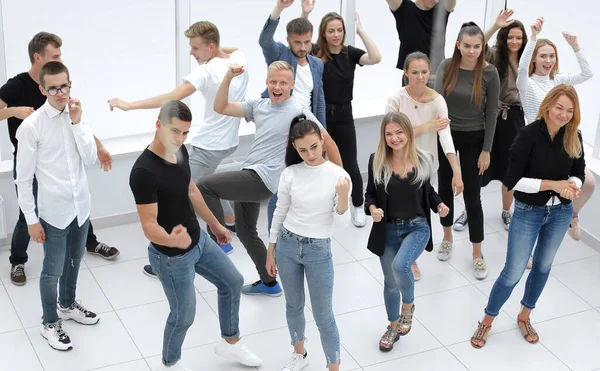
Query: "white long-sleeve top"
385 88 455 173
513 176 582 206
269 161 352 243
15 101 97 229
517 39 593 123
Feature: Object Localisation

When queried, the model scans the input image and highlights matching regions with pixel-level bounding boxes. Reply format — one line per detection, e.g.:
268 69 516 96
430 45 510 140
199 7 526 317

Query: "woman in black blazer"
364 112 448 352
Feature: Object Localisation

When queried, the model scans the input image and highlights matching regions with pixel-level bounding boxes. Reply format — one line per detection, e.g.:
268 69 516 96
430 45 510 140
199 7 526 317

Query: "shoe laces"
12 264 25 277
95 242 112 254
69 300 92 316
283 352 306 370
456 211 468 224
49 319 69 340
251 280 262 287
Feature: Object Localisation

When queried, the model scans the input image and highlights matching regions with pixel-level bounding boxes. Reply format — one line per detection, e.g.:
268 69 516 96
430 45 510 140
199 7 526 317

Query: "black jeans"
437 130 485 243
325 103 363 206
10 156 99 265
199 169 274 283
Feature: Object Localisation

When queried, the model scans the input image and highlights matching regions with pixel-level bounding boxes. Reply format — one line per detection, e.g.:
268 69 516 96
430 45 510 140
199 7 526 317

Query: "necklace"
407 86 427 109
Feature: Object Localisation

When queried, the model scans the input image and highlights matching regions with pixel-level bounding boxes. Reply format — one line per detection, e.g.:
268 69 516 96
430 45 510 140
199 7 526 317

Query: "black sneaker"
40 320 72 351
10 264 26 286
225 223 236 233
143 264 158 278
453 211 468 231
86 242 120 260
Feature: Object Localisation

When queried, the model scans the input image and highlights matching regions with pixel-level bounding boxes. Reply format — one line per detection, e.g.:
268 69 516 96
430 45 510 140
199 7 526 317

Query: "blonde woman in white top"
386 51 463 280
517 17 594 242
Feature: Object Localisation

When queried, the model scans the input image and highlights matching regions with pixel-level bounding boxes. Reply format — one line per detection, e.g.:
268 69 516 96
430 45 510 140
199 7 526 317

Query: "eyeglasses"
46 85 71 96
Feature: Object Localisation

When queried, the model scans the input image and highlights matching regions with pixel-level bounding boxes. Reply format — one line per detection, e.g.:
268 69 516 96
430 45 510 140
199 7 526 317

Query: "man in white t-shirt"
108 21 248 276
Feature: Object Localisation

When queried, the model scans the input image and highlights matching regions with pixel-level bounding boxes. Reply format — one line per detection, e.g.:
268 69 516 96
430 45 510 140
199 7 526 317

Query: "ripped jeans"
275 227 340 366
40 217 89 325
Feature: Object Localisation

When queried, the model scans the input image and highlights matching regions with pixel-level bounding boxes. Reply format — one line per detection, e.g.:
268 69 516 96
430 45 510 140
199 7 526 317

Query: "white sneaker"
214 338 262 367
352 206 367 227
58 300 99 325
40 319 72 351
282 351 308 371
155 361 192 371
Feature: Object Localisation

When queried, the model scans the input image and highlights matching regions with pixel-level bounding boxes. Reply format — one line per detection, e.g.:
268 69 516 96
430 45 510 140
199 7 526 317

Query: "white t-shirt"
269 161 352 243
184 50 249 150
292 63 313 110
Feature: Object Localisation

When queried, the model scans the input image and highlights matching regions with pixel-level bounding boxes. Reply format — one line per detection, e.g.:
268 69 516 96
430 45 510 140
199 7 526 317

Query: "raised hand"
277 0 295 10
562 32 580 52
335 177 351 196
226 64 245 79
437 203 450 218
13 106 35 120
68 98 83 124
107 98 132 112
530 16 544 38
355 12 363 34
301 0 315 16
495 9 515 29
170 225 192 249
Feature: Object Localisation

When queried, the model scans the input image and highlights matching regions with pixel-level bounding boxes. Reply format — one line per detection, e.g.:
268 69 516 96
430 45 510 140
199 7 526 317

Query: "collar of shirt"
539 119 566 148
42 100 70 119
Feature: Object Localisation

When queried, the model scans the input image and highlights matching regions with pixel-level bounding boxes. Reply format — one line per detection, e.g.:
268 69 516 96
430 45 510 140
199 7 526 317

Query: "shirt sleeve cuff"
25 212 39 225
568 176 583 189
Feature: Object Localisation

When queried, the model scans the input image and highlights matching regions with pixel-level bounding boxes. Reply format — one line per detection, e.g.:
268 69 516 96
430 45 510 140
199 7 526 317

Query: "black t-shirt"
0 72 46 154
322 45 366 105
392 1 450 70
386 170 425 220
129 145 200 256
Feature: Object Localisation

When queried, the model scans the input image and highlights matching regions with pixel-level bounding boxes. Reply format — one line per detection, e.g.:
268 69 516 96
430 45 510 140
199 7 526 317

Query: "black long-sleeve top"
503 119 586 206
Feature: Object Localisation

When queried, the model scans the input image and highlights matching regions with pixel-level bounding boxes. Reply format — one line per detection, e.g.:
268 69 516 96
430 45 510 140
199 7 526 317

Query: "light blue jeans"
275 227 340 366
485 199 573 317
40 217 89 325
148 229 243 366
379 217 430 322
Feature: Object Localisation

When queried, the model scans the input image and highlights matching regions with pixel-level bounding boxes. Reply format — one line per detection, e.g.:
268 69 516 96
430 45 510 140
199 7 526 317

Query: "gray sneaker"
436 240 453 261
501 211 512 231
473 257 488 280
453 211 468 231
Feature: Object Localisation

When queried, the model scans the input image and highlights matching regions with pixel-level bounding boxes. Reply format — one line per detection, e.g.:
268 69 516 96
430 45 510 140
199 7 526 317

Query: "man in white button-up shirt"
15 61 100 351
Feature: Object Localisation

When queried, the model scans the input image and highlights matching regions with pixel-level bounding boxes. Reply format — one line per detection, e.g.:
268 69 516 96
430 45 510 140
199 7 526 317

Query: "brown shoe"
86 242 120 260
471 321 492 349
517 318 539 344
10 264 26 286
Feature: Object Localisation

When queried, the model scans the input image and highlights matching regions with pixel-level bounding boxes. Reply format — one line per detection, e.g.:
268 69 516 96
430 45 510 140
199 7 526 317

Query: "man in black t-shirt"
387 0 456 83
129 101 262 369
0 32 119 286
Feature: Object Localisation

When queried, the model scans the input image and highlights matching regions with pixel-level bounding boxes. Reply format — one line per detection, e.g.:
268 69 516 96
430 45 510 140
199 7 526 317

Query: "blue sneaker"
142 265 158 278
242 280 282 297
220 243 233 255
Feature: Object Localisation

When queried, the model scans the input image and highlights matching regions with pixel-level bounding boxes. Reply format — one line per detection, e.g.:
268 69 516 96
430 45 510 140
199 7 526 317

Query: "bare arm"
386 0 403 12
188 178 220 228
356 13 382 66
485 9 515 44
214 65 247 117
322 129 342 167
0 98 35 121
443 0 456 12
108 82 196 111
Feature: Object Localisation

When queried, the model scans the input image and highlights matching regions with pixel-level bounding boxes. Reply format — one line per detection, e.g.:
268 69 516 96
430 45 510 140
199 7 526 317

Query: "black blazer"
364 153 443 257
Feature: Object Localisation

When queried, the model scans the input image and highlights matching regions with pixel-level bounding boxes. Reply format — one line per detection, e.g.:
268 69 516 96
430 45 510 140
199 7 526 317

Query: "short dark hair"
39 61 70 88
28 32 62 64
286 18 313 36
158 100 192 124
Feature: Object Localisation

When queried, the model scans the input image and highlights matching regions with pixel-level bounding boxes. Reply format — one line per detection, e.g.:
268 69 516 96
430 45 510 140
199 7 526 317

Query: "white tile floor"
1 181 600 370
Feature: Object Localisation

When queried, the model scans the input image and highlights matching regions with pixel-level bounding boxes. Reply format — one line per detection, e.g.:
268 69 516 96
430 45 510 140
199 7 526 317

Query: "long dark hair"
285 114 323 166
442 22 486 106
493 20 527 80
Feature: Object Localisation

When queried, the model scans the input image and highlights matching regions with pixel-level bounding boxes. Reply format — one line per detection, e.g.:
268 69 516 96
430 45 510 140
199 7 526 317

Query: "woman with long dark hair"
266 114 351 371
470 85 585 349
365 112 449 352
385 51 463 280
314 11 381 228
434 22 500 279
481 9 528 231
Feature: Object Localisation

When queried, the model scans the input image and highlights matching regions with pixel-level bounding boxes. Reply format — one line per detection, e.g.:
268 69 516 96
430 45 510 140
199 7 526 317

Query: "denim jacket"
259 16 326 127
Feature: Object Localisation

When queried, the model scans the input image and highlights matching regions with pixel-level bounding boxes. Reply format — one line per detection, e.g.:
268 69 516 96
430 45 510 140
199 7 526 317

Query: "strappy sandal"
517 318 539 344
398 304 415 336
411 262 422 281
471 321 492 349
379 324 400 352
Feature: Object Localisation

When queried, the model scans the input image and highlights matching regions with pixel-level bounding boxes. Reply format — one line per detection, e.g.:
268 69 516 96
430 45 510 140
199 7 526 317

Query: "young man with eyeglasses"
0 32 120 287
15 61 99 351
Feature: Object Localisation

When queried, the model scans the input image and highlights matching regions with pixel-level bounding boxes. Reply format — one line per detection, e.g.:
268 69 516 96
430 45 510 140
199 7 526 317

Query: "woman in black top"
365 112 448 352
314 12 381 228
470 85 585 349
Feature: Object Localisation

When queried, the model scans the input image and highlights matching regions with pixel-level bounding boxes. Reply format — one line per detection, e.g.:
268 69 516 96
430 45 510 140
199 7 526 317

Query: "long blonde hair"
537 84 582 158
373 112 433 191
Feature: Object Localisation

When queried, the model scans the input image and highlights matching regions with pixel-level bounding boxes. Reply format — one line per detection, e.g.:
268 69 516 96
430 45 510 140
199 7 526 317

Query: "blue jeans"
40 217 89 325
275 227 340 366
485 200 573 317
148 230 243 366
380 217 430 322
